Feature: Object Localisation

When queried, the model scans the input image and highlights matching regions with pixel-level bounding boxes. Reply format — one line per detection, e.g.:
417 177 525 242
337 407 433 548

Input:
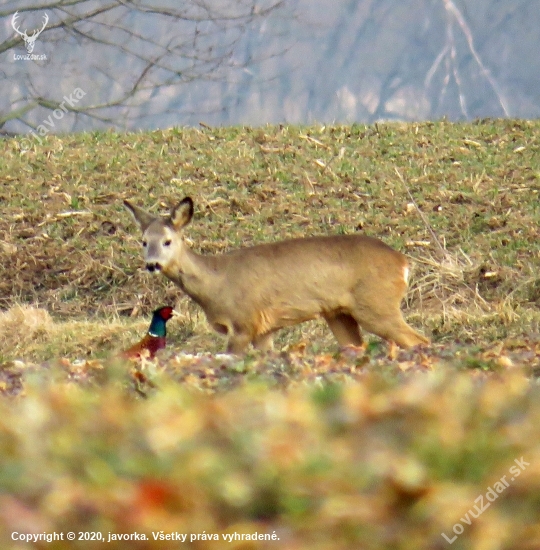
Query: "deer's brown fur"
124 197 429 353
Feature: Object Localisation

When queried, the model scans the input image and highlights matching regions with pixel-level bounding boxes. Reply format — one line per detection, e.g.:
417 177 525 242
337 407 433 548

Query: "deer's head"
124 197 194 273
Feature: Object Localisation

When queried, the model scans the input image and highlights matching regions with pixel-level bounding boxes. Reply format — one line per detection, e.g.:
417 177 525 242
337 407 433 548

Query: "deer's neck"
163 245 224 307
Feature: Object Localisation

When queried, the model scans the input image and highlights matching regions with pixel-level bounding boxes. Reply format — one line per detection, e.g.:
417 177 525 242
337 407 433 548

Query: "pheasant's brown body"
122 307 175 359
123 334 167 359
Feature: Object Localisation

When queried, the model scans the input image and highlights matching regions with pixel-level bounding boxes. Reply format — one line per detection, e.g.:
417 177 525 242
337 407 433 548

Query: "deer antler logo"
12 11 49 54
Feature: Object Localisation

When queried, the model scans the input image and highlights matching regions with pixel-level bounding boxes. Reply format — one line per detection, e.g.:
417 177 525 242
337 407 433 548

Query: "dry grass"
1 121 540 549
1 120 539 360
0 305 54 342
0 304 195 361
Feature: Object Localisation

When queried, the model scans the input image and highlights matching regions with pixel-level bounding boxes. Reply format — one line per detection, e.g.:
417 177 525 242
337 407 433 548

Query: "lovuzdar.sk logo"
12 11 48 60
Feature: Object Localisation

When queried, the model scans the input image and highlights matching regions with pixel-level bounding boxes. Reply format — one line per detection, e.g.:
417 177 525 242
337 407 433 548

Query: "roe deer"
124 197 429 353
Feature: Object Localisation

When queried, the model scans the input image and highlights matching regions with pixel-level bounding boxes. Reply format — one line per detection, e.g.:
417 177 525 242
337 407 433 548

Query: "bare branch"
2 0 287 133
442 0 510 117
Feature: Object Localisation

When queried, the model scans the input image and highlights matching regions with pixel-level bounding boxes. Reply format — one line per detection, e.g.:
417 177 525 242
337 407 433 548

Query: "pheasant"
122 306 176 359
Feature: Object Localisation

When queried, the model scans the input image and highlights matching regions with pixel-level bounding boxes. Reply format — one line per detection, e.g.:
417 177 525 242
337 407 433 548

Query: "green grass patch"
1 121 540 547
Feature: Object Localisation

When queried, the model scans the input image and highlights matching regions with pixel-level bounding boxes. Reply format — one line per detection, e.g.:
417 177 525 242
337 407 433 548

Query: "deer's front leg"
226 332 252 354
253 332 274 351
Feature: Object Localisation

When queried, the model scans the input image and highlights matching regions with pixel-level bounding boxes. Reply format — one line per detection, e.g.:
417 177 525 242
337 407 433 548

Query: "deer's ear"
170 197 194 229
124 200 156 232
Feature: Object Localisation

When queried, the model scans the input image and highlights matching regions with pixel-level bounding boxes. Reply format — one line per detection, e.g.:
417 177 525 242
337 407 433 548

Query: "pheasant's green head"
148 306 175 337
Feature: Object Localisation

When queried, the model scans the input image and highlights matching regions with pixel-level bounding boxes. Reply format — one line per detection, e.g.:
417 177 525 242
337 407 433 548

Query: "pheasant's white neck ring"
148 331 159 338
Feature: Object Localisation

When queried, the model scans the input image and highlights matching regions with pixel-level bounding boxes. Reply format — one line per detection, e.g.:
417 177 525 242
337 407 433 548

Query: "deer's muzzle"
146 262 162 272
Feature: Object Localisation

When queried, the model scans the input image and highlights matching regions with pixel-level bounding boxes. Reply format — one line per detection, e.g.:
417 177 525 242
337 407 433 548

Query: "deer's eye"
142 241 147 247
163 239 172 247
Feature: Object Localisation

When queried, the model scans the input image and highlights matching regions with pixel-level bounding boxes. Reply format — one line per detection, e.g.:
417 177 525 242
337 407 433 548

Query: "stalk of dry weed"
395 168 493 332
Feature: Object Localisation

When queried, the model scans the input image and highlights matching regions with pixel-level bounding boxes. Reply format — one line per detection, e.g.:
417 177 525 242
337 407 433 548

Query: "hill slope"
1 120 539 358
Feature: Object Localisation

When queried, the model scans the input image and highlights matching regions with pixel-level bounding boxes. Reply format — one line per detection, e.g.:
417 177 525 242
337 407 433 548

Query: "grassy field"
1 120 540 549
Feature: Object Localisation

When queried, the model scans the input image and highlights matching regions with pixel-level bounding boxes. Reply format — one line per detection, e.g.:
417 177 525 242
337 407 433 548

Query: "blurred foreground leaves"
1 343 540 549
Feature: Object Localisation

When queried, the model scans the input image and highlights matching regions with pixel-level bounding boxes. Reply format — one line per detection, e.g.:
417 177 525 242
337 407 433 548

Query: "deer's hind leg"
350 299 428 349
348 270 429 349
357 313 428 348
323 313 363 347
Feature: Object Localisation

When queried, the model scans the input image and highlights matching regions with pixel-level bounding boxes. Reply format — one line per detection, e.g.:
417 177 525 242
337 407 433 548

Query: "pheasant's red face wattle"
158 307 175 320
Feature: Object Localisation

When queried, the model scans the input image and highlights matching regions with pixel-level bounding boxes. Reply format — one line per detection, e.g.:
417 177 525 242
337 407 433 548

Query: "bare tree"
293 0 519 124
425 0 510 118
2 0 537 131
0 0 285 135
